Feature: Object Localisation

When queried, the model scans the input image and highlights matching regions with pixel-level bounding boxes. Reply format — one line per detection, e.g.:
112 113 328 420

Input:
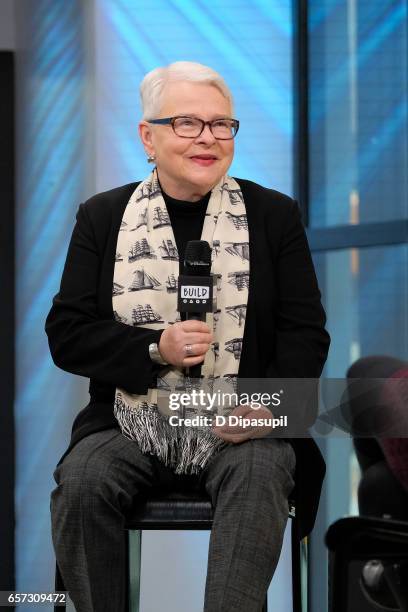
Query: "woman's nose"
195 123 217 144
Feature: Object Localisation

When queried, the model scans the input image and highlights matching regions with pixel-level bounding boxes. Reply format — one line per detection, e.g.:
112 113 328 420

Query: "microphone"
178 240 214 378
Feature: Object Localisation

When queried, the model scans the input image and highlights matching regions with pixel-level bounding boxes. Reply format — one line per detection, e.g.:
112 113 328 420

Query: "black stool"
123 490 303 612
55 491 304 611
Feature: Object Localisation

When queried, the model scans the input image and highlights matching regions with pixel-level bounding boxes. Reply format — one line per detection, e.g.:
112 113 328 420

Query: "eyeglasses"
147 116 240 140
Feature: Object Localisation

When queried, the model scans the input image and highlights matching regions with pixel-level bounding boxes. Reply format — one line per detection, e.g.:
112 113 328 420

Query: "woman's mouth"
190 155 217 166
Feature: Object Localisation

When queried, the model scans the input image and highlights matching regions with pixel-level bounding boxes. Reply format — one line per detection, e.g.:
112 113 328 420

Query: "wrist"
148 341 168 366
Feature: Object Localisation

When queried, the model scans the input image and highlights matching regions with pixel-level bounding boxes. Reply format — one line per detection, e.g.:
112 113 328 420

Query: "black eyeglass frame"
147 116 240 140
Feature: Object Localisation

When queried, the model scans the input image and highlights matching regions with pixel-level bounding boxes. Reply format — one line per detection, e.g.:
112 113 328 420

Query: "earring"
147 153 156 163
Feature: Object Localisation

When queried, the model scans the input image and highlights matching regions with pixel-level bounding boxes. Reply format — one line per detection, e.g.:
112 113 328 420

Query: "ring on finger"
184 344 194 357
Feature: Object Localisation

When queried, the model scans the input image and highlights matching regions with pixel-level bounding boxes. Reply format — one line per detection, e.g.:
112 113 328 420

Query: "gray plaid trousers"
50 429 296 612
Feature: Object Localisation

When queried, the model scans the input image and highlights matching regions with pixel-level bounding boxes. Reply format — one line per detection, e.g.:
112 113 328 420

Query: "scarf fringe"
114 396 226 475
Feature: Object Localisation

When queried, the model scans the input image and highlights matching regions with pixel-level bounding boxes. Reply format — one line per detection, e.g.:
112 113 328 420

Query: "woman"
46 61 330 612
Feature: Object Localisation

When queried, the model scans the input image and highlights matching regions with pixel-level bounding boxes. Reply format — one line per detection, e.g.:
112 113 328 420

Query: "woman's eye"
179 118 195 126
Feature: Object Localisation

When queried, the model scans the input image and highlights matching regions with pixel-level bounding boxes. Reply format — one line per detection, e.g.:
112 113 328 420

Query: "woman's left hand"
211 404 274 444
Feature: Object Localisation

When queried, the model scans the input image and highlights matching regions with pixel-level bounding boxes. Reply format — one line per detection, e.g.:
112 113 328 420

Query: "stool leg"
124 530 129 612
128 530 142 612
54 562 66 611
291 521 302 612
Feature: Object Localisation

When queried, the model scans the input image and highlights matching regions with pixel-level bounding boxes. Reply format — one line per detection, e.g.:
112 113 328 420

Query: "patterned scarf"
113 169 249 474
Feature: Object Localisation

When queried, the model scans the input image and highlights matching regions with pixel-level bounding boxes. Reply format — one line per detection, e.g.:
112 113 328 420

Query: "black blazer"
45 177 330 539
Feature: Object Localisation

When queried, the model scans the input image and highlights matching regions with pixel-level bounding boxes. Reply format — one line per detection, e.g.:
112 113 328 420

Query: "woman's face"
139 81 235 201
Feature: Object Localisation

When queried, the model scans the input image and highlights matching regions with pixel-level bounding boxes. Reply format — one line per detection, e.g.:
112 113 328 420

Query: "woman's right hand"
159 320 213 368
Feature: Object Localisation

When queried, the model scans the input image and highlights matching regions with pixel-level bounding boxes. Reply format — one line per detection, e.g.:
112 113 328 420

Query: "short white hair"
140 61 234 119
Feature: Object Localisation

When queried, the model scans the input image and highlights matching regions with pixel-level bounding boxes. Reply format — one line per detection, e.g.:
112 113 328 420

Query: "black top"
162 190 210 273
162 189 209 323
45 177 330 539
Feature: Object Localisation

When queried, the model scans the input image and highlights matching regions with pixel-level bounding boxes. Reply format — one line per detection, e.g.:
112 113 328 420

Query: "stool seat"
125 491 214 530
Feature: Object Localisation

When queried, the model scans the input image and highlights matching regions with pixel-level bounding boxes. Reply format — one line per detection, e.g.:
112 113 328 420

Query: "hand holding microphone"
159 320 213 368
155 240 215 372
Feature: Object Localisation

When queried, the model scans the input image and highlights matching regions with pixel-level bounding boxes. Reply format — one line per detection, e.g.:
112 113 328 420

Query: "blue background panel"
15 1 294 607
